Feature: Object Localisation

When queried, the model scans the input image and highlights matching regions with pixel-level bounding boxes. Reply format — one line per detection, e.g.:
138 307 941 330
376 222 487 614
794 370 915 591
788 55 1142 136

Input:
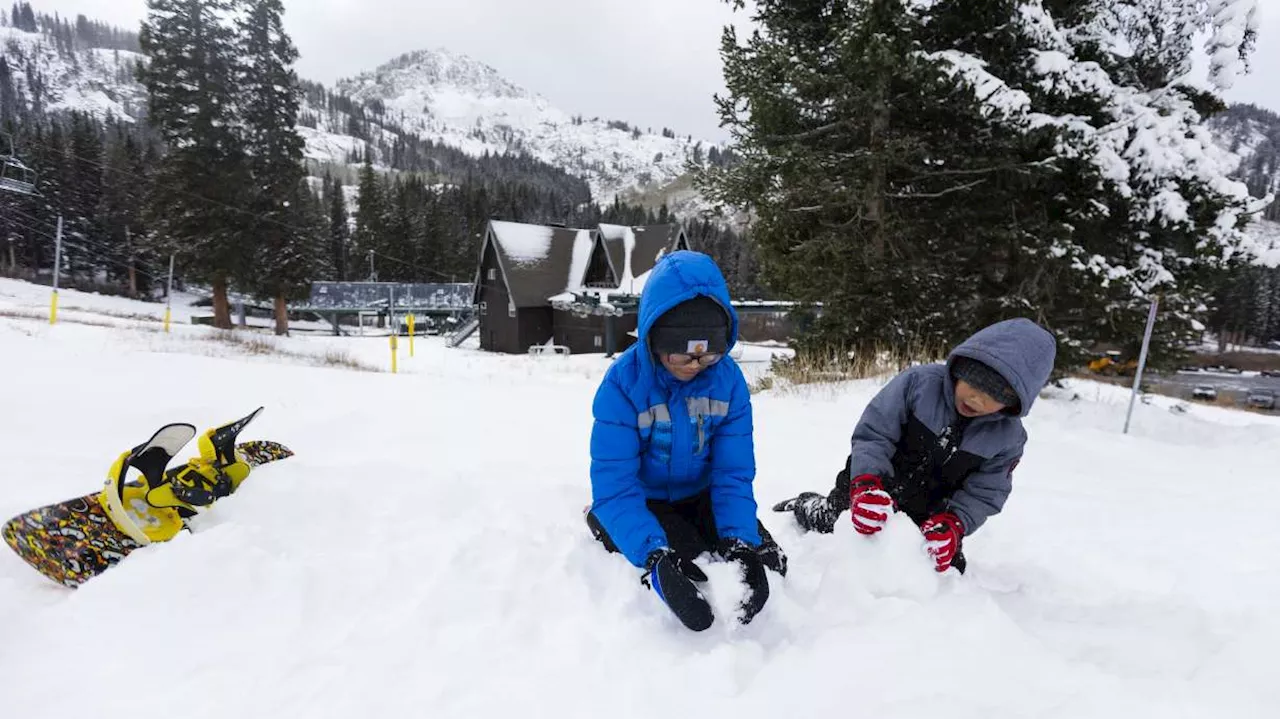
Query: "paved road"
1138 370 1280 410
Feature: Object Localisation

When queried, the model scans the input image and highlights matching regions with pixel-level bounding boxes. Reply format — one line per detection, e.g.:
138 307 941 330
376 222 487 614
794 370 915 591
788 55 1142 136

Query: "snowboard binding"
99 407 265 545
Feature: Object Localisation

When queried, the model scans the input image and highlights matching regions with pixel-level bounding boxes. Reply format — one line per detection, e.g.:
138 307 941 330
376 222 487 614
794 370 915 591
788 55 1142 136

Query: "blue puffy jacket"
589 251 760 567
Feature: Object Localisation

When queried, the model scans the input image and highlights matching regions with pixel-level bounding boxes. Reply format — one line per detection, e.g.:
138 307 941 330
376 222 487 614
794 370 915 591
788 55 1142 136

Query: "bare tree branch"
901 158 1056 183
763 120 848 143
886 179 987 199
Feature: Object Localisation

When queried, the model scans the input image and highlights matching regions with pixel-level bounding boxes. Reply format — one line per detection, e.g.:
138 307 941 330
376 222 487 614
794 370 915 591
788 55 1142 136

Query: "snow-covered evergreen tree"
941 0 1266 361
237 0 312 334
137 0 248 329
701 0 1267 364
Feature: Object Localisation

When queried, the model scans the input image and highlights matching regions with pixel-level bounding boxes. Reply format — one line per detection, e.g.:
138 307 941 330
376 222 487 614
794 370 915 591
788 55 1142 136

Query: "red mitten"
849 475 894 535
921 512 964 572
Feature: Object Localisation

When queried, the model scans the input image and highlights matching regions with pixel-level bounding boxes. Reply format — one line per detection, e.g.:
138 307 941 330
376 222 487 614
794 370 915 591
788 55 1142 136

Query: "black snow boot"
772 492 841 534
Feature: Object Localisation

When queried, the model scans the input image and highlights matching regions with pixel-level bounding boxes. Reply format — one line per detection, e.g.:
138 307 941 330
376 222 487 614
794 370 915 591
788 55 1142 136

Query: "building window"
594 335 603 348
479 301 487 315
487 268 496 281
508 303 516 318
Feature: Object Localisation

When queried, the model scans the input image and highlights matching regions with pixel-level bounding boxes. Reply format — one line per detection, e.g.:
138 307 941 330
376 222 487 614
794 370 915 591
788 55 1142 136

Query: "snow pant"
586 489 786 573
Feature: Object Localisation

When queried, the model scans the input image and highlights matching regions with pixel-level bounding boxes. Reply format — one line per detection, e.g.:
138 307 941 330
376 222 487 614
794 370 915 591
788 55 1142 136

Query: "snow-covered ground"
2 279 1279 718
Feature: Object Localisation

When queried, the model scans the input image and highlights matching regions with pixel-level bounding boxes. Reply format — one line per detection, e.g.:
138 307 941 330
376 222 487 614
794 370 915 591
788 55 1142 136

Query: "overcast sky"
25 0 1280 142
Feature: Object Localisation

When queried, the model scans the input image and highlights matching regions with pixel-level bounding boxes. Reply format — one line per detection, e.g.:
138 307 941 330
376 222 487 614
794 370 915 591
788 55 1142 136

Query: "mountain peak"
339 47 530 102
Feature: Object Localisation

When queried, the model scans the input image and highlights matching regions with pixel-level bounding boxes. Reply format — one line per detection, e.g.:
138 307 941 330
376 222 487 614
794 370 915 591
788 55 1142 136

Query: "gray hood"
947 318 1057 418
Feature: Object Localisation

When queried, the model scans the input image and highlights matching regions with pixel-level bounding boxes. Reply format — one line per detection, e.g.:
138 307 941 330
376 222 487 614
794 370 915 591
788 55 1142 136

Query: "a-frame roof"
597 224 689 294
474 220 597 308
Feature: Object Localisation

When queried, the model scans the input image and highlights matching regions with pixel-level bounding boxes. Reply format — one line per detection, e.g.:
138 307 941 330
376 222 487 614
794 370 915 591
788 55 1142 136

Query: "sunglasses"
666 352 722 367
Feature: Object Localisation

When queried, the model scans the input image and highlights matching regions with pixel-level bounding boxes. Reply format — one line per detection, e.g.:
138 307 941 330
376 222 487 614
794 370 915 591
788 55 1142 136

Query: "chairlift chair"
0 132 39 196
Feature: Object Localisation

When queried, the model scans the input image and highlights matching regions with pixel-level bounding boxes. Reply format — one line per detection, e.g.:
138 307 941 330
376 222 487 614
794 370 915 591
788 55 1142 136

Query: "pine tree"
351 155 385 280
237 0 311 334
697 0 1046 356
137 0 248 329
325 174 350 280
63 112 104 277
0 56 16 127
700 0 1264 366
99 125 153 296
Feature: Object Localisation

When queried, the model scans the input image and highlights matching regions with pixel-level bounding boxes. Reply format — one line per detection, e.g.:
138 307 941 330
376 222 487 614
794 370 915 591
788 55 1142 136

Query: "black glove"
669 553 708 583
772 492 840 533
641 548 714 632
718 539 770 625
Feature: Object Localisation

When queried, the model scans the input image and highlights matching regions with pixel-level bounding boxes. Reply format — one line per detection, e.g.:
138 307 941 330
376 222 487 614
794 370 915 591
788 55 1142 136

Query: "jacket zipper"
697 415 705 454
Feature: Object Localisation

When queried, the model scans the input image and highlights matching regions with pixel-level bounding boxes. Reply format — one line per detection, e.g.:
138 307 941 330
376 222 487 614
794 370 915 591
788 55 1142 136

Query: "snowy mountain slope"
0 25 148 120
2 279 1280 718
1208 104 1280 221
1 17 714 207
333 48 717 204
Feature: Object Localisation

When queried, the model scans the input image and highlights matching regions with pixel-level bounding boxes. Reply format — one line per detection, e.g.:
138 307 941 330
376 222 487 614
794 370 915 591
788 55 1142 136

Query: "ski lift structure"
0 132 39 197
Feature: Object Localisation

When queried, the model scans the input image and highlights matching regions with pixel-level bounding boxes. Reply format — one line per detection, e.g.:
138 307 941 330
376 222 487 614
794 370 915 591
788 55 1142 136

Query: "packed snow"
1 279 1279 717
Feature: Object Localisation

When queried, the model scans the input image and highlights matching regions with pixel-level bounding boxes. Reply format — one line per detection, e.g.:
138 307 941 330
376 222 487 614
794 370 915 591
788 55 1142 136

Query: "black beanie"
649 296 730 355
951 356 1019 408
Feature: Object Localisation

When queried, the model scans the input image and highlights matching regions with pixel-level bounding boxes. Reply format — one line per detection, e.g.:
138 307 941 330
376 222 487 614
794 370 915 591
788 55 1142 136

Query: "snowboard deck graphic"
2 440 293 587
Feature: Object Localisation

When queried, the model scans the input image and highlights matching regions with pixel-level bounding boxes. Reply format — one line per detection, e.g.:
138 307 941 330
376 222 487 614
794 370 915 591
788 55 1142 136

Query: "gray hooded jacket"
847 318 1057 534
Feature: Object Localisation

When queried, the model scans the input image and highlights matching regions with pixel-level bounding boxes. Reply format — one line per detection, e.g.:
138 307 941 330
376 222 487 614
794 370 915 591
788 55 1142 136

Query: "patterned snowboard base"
2 440 293 587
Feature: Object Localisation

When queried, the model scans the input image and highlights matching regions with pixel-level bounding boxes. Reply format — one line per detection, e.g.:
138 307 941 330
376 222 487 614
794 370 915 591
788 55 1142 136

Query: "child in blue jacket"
585 250 785 631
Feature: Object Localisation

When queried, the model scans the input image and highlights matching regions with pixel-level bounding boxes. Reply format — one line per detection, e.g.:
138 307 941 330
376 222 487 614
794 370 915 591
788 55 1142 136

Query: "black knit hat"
649 296 730 355
951 356 1019 408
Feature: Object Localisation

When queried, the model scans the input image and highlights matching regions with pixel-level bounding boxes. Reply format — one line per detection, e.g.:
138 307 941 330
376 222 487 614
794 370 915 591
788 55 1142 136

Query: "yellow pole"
407 313 415 357
50 215 62 325
164 254 175 333
390 334 398 374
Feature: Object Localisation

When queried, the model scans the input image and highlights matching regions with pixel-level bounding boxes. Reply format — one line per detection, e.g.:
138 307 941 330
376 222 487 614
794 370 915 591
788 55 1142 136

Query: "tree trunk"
866 66 889 263
274 293 289 336
126 229 138 297
212 275 232 329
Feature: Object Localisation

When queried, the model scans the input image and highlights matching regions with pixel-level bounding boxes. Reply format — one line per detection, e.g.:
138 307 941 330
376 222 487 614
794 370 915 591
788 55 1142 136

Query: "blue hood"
636 251 739 370
947 318 1057 417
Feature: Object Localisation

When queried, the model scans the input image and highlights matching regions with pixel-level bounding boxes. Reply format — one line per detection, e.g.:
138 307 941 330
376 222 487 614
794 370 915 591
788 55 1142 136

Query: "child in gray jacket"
773 318 1056 573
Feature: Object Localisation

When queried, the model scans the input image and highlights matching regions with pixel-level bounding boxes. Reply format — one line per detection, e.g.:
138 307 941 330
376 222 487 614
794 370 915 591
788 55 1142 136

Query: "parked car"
1192 385 1218 401
1247 389 1276 410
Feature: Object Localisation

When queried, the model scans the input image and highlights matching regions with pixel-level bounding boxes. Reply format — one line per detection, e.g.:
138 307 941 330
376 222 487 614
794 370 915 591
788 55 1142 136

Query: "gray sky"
25 0 1280 142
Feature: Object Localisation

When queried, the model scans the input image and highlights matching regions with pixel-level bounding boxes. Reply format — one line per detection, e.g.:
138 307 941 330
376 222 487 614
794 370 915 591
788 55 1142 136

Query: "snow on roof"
565 229 596 291
598 224 630 242
597 224 685 295
490 220 555 265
